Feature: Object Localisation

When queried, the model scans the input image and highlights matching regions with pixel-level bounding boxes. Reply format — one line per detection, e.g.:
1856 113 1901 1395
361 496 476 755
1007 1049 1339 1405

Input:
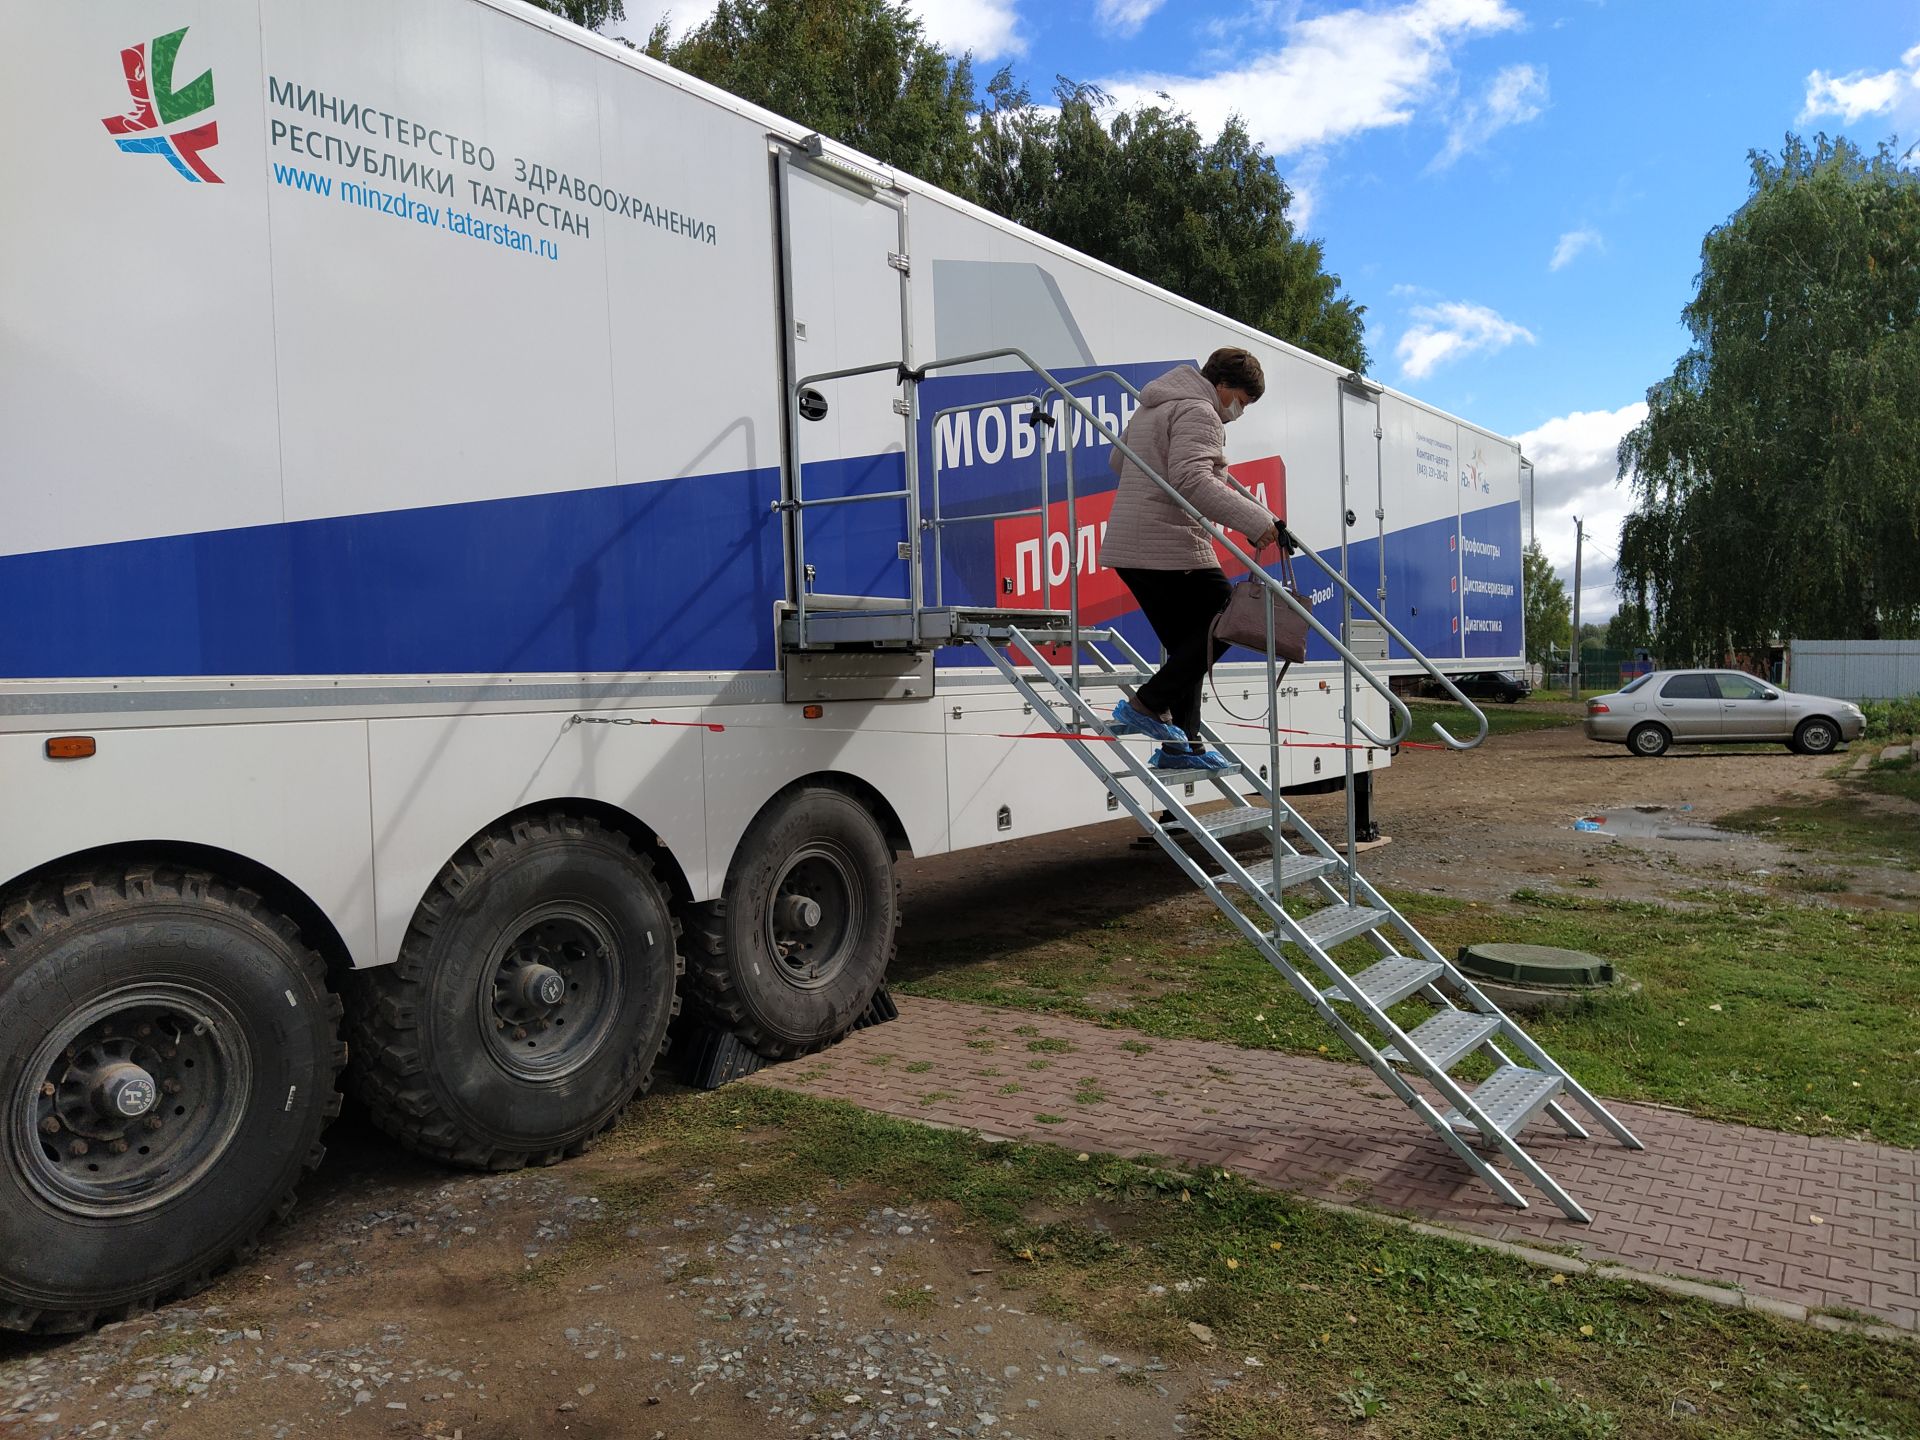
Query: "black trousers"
1115 566 1231 746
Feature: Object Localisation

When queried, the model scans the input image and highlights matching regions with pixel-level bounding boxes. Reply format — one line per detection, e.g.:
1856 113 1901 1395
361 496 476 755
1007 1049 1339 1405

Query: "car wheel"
1794 718 1839 756
1628 723 1671 758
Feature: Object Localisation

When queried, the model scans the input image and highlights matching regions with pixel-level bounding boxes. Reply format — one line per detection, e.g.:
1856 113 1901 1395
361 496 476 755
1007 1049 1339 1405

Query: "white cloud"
1100 0 1528 157
1283 150 1329 232
606 0 1025 59
1799 42 1920 126
1394 300 1534 379
1095 0 1166 41
1515 401 1649 622
603 1 717 44
1549 226 1602 271
907 0 1026 59
1431 61 1547 169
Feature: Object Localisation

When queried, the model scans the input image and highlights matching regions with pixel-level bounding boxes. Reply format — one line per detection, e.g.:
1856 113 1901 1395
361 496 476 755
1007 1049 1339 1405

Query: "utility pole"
1570 517 1585 699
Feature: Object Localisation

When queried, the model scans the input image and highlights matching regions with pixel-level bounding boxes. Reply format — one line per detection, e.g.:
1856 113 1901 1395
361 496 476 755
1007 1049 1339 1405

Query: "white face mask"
1224 398 1245 423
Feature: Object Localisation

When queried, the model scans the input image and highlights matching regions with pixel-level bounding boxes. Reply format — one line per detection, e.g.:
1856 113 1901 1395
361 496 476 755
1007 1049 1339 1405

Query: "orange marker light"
802 705 825 720
46 736 97 760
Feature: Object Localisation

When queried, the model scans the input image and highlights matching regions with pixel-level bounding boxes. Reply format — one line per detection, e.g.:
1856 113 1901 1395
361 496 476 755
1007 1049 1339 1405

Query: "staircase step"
1323 955 1442 1008
1443 1064 1565 1140
1287 903 1388 952
1170 805 1274 839
1107 762 1245 782
1224 853 1342 893
1383 1009 1501 1069
1020 626 1117 644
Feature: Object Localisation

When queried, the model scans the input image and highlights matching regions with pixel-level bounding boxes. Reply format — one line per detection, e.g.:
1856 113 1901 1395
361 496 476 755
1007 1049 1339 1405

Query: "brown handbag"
1207 547 1309 721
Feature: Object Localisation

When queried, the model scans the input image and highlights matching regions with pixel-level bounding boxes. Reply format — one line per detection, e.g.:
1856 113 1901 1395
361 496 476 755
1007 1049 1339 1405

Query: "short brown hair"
1201 347 1265 400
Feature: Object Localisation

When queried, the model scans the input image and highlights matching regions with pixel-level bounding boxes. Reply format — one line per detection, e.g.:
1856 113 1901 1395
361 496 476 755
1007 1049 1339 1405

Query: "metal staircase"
973 623 1642 1221
777 347 1644 1220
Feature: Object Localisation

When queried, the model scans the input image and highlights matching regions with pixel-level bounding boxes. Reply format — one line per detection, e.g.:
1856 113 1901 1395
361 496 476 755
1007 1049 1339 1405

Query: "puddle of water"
1572 805 1737 841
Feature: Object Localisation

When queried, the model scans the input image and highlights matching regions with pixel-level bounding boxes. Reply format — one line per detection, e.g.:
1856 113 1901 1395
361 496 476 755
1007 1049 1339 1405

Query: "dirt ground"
1 720 1904 1440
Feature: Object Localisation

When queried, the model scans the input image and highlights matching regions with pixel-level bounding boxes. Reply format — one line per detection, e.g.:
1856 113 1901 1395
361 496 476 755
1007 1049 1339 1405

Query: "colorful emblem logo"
102 27 220 183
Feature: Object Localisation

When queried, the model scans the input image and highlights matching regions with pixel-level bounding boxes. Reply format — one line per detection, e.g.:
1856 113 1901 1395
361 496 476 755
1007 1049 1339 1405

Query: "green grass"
1722 750 1920 869
598 1088 1920 1440
895 887 1920 1147
1864 751 1920 803
1405 697 1581 739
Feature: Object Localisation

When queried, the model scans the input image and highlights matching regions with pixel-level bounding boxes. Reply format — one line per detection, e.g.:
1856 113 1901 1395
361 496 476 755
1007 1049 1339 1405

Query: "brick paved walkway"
754 995 1920 1332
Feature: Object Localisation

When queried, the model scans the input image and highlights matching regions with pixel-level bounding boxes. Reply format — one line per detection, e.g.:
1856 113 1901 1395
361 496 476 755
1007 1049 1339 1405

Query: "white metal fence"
1786 640 1920 700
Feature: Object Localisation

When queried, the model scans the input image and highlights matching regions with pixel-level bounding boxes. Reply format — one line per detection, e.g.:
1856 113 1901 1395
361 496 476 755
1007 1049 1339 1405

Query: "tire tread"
346 813 683 1171
684 784 899 1061
0 865 344 1336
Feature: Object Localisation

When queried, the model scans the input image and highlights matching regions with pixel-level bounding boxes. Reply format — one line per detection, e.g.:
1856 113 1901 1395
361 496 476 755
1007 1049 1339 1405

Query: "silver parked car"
1584 669 1866 757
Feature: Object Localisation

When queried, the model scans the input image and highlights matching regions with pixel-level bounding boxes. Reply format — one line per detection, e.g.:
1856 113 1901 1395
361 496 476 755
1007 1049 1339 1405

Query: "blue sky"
617 0 1920 618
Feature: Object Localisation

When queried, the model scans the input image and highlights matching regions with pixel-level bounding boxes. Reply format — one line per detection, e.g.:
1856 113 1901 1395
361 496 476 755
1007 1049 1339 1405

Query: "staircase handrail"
1037 369 1489 751
787 349 1416 746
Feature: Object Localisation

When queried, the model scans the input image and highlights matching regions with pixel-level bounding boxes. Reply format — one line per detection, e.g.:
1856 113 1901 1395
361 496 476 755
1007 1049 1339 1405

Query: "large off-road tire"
689 785 898 1059
347 813 681 1170
0 866 344 1334
1628 722 1671 758
1793 717 1840 756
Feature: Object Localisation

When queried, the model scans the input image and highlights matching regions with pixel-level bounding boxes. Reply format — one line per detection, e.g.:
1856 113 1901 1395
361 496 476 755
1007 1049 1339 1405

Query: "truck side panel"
364 709 711 966
0 723 377 966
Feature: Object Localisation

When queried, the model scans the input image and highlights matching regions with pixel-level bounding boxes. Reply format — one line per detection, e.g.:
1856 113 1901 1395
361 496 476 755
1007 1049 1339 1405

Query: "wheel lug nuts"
144 1115 164 1132
162 1047 178 1060
40 1116 62 1135
109 1139 130 1155
512 1027 528 1040
69 1140 90 1157
162 1078 183 1095
136 1024 153 1038
40 1082 56 1098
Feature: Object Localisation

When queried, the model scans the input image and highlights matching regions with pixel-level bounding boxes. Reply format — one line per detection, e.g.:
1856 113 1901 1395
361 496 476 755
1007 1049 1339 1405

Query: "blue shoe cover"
1112 700 1188 745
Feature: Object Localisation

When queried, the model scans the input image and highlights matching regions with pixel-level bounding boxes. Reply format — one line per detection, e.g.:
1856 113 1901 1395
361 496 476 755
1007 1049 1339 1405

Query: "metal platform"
781 604 1085 652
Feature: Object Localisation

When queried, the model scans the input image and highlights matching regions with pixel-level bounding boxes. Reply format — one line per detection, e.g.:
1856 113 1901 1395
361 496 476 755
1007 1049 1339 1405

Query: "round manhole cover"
1458 942 1614 989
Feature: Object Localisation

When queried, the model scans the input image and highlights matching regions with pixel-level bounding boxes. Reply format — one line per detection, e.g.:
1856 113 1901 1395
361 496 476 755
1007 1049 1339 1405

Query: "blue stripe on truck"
0 465 789 679
0 462 1522 681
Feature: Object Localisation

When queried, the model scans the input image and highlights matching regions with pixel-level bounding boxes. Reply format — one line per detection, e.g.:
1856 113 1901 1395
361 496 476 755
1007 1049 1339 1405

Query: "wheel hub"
515 963 568 1012
15 987 250 1218
481 906 624 1080
777 894 824 932
765 846 862 991
91 1061 158 1120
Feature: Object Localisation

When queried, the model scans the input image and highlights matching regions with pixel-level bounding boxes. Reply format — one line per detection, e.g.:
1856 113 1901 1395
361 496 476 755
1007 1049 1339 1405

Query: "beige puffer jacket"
1097 365 1275 571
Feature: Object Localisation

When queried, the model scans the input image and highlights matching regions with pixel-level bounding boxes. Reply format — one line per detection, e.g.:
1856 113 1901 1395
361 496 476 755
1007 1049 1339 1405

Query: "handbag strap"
1206 544 1290 725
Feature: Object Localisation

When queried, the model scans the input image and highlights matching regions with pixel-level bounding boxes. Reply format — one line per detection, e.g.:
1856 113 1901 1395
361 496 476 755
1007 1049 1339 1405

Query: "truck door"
775 146 915 610
1340 386 1385 633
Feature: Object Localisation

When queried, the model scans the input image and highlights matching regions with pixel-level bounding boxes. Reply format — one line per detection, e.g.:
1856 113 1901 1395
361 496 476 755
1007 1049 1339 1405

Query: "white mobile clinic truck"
0 0 1566 1331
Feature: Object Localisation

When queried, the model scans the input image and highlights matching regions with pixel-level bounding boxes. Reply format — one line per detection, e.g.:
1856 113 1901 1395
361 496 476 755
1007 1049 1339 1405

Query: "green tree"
527 0 625 29
1522 540 1569 664
1618 135 1920 661
1605 599 1652 653
974 79 1368 370
648 0 978 195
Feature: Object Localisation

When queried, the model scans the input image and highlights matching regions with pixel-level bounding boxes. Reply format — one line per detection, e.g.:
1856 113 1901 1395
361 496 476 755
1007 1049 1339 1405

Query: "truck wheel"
689 785 898 1059
1793 718 1839 755
348 814 680 1170
1628 723 1671 758
0 867 343 1334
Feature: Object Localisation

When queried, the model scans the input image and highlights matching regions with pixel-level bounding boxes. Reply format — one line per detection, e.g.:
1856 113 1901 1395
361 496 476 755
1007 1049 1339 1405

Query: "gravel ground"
0 1111 1276 1440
